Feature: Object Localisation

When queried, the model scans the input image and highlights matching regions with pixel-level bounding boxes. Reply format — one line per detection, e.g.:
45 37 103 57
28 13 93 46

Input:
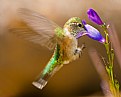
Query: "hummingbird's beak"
76 29 88 39
76 21 88 39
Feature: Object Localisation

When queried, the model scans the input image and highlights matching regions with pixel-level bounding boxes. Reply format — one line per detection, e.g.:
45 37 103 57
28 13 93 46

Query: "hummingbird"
11 8 105 89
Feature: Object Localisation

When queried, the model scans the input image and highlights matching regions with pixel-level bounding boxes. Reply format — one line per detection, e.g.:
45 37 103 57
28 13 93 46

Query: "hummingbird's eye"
78 24 82 27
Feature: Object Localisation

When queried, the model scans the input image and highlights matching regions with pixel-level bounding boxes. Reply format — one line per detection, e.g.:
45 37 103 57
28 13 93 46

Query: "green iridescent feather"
42 44 63 78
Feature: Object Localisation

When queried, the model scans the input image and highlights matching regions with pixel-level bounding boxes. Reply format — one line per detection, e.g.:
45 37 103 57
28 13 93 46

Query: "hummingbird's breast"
59 35 78 63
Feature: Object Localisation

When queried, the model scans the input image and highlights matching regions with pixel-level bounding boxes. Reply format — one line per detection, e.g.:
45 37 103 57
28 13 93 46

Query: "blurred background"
0 0 121 97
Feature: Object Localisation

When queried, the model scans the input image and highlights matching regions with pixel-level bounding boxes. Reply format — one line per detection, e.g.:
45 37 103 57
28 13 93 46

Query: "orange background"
0 0 121 96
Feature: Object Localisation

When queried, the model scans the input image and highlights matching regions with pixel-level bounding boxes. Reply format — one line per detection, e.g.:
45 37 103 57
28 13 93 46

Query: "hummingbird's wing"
10 8 63 50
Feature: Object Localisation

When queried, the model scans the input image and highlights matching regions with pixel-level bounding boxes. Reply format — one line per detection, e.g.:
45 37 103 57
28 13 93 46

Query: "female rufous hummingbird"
11 8 97 89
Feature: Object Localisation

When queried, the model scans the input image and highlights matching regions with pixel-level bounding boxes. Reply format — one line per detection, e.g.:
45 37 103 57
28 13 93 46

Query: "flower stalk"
102 24 120 97
87 8 120 97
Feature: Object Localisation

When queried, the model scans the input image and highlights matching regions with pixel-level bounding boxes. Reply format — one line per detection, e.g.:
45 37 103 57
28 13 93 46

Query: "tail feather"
32 64 64 89
32 78 47 89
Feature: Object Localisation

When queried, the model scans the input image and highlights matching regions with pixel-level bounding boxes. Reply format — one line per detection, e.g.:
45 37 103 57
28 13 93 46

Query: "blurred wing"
12 8 63 50
10 27 57 50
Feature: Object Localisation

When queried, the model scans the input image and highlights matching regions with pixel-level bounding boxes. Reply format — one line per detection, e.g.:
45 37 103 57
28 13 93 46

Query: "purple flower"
76 20 105 43
84 24 105 43
87 8 104 25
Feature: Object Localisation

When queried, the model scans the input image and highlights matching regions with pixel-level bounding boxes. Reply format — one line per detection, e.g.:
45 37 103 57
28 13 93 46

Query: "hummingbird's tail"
32 44 64 89
32 71 51 90
32 64 63 89
32 78 47 89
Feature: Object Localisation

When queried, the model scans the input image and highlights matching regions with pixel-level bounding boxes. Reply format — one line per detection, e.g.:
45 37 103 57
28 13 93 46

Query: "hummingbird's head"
64 17 87 38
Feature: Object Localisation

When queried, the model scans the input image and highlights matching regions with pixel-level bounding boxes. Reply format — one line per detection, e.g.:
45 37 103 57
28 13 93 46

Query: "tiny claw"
79 43 86 57
74 43 86 58
74 48 81 58
80 43 86 51
74 48 81 55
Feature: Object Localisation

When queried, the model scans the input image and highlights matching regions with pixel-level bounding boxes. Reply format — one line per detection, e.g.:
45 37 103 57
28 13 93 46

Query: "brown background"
0 0 121 96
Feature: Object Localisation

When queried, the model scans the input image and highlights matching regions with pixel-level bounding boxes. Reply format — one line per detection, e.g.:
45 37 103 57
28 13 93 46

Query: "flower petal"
85 24 105 43
87 8 103 25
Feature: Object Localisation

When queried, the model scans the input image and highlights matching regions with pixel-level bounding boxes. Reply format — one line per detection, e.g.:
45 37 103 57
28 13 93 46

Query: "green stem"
101 24 120 97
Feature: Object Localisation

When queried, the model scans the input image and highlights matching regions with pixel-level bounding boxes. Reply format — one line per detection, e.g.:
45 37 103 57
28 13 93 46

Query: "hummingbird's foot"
80 43 86 53
74 43 86 58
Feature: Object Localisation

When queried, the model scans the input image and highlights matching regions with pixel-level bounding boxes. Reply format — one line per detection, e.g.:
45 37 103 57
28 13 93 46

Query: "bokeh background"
0 0 121 97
